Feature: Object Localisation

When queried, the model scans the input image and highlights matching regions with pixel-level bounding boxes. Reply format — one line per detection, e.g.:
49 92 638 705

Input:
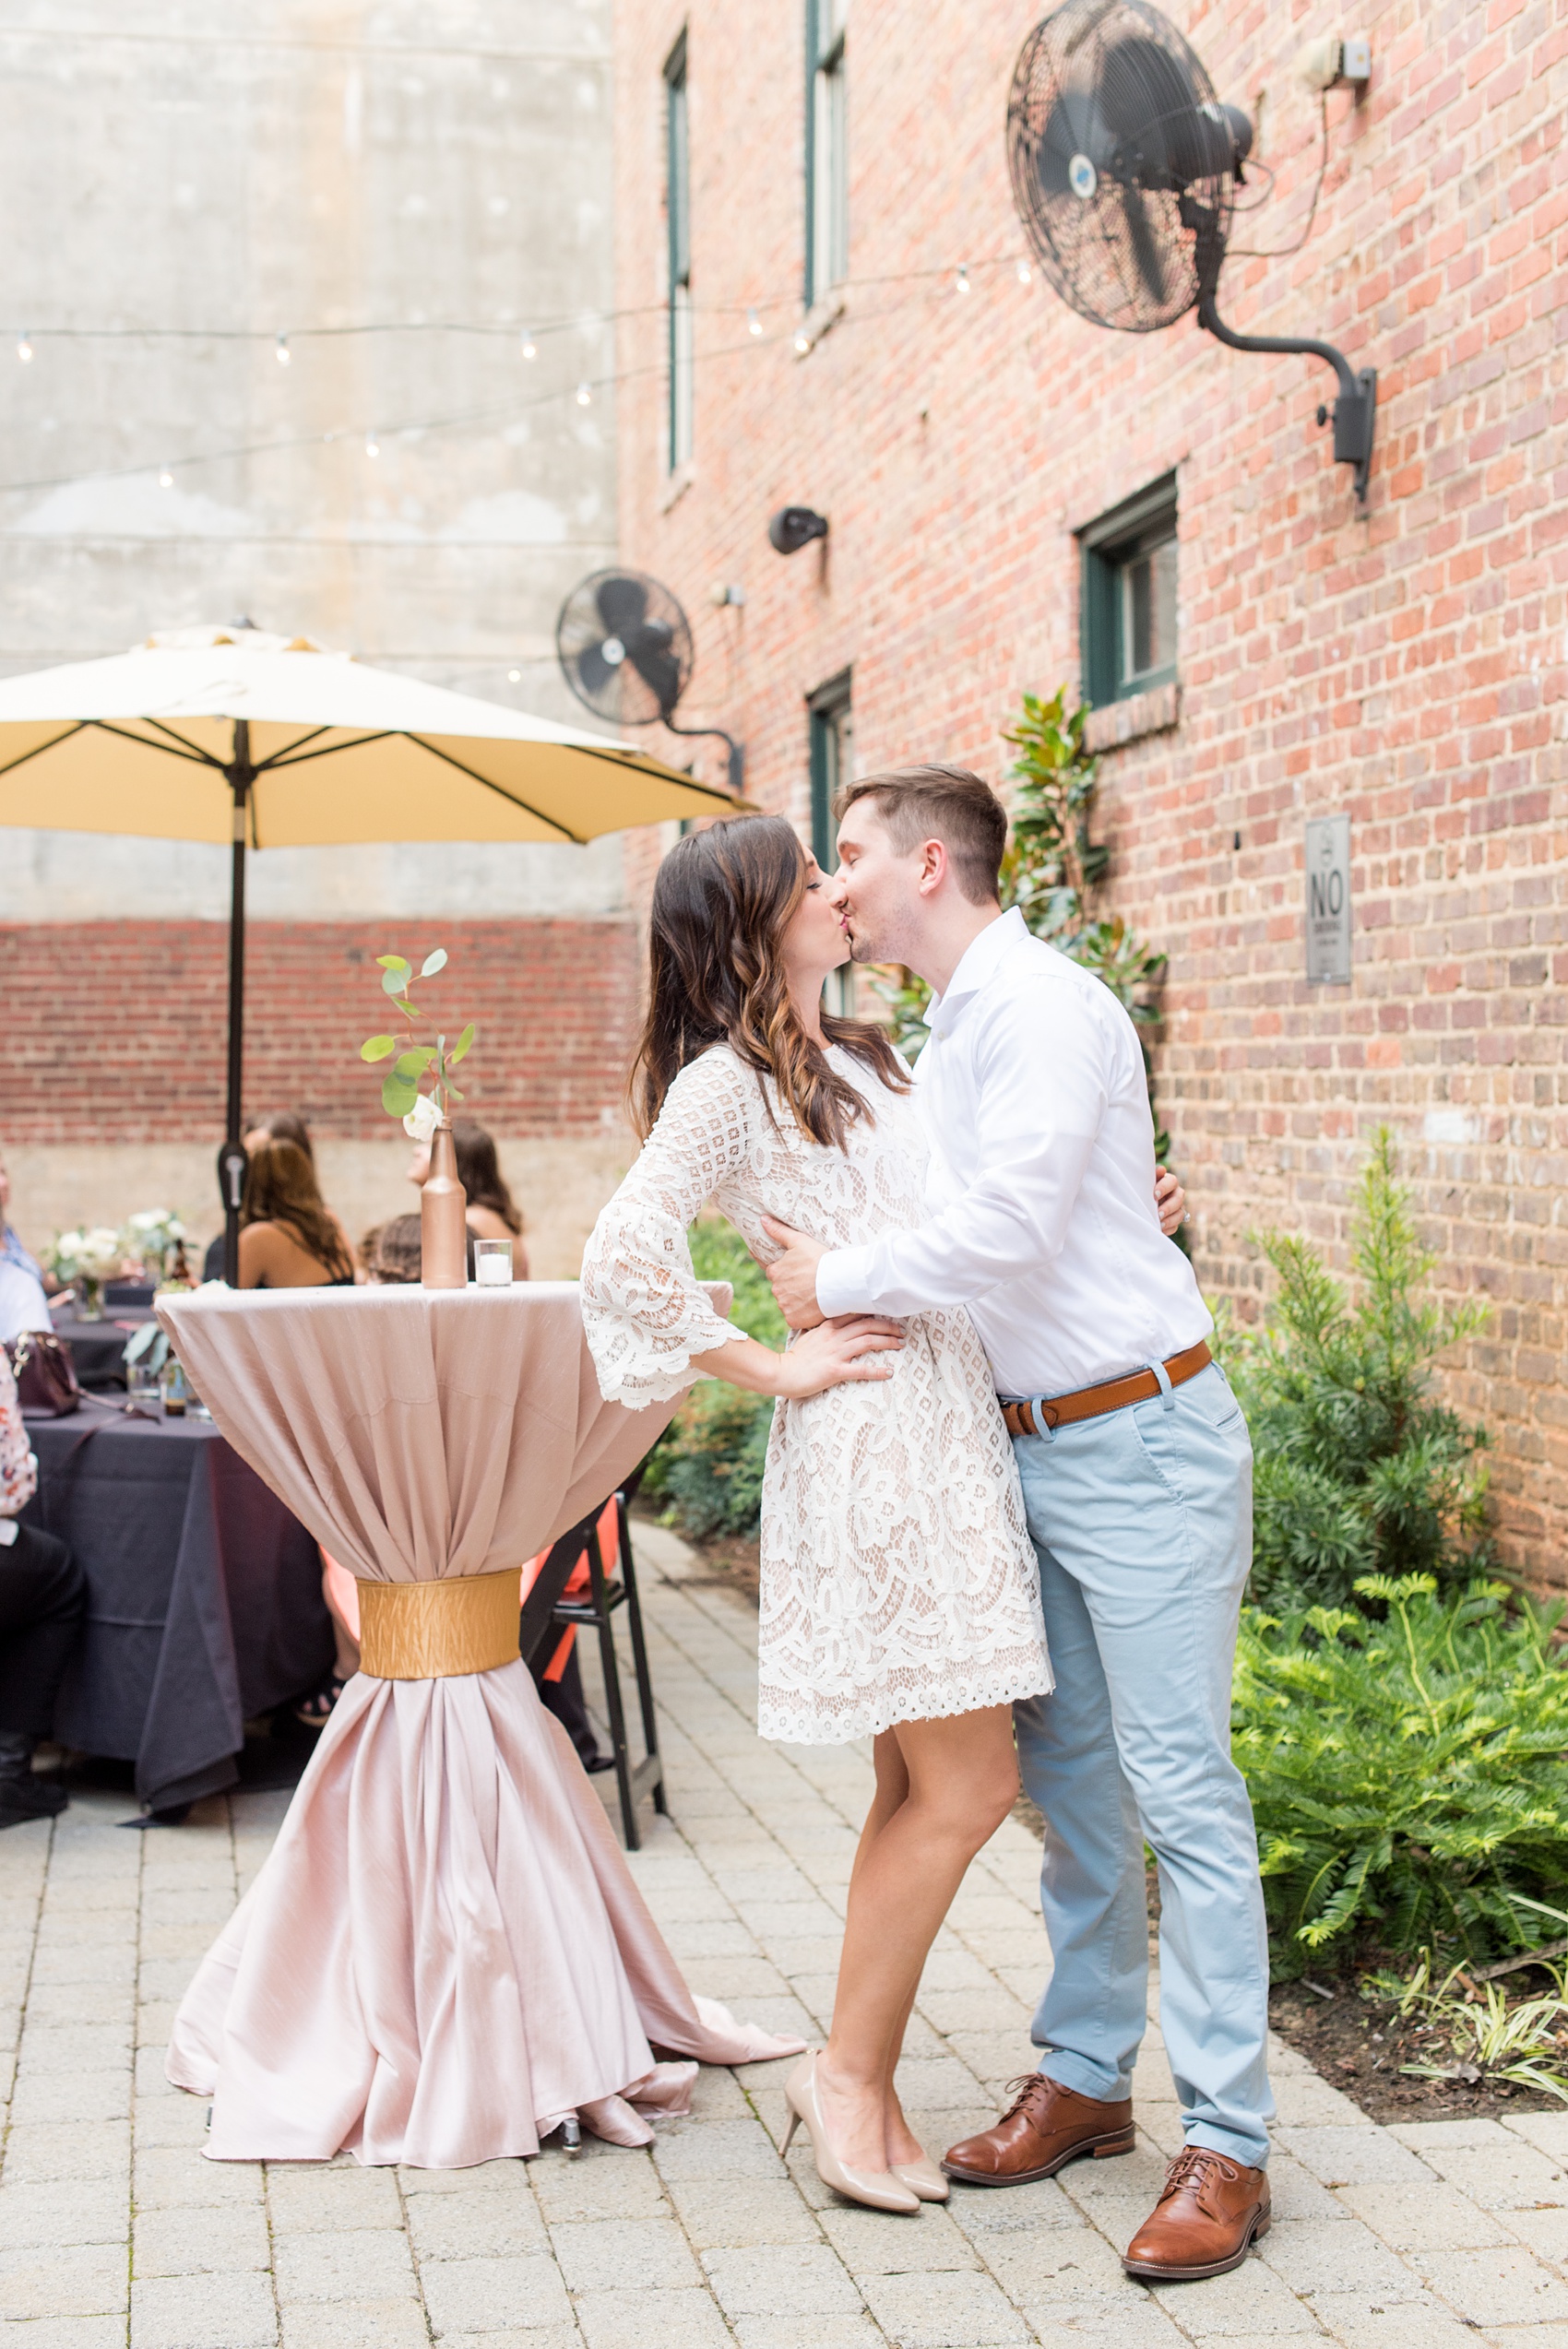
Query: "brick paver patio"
3 1525 1566 2347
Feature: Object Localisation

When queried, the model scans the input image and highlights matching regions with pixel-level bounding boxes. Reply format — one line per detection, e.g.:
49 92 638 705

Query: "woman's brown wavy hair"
630 814 910 1147
240 1140 354 1280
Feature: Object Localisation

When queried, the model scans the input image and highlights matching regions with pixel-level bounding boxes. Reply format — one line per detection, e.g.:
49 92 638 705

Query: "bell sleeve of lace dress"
580 1050 754 1406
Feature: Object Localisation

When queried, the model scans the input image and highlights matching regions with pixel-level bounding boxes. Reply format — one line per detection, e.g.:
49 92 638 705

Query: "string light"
0 259 1040 504
520 330 537 360
506 668 521 682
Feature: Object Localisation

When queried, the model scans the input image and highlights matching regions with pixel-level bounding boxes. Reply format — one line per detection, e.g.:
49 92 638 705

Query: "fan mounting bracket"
662 719 745 795
1196 286 1375 505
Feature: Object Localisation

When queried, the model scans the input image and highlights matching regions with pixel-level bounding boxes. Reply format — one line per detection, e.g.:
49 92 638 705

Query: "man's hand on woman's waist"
762 1217 829 1330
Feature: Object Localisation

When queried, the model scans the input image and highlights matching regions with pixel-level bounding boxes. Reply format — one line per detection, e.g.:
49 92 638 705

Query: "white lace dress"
581 1043 1051 1744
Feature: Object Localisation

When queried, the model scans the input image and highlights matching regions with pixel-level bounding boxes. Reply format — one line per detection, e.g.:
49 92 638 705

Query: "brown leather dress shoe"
942 2072 1134 2185
1123 2146 1271 2279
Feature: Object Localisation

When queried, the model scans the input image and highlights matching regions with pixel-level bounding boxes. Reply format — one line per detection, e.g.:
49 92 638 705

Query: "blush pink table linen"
154 1282 802 2169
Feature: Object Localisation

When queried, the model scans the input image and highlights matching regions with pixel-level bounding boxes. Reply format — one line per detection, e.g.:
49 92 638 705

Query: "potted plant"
359 948 477 1288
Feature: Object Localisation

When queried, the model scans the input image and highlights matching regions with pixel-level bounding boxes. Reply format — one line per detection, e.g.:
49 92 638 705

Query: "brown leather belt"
1000 1340 1213 1439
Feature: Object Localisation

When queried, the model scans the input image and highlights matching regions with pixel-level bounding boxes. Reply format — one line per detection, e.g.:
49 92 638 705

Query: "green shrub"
1234 1573 1568 1975
1231 1129 1492 1611
637 1221 783 1539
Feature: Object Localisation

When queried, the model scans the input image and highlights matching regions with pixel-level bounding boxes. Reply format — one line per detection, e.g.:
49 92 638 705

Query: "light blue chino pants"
1010 1360 1274 2169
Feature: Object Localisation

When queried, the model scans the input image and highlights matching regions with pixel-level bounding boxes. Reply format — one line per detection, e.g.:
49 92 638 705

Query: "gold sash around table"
357 1568 521 1680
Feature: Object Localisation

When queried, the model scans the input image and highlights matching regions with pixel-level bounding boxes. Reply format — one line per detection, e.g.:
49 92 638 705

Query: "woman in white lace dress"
581 815 1051 2215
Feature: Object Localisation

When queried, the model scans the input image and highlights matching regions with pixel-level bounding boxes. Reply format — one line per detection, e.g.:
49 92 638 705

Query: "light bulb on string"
793 329 810 354
275 334 291 365
364 433 380 457
575 382 592 407
520 330 537 361
746 306 763 337
506 668 521 682
16 334 31 362
158 468 173 489
956 265 971 295
1016 258 1032 284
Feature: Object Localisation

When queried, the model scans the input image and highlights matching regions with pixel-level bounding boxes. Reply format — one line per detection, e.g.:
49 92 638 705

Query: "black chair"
518 1491 665 1850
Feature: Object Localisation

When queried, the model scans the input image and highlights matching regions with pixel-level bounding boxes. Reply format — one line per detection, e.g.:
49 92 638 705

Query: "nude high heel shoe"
892 2156 950 2202
779 2053 921 2214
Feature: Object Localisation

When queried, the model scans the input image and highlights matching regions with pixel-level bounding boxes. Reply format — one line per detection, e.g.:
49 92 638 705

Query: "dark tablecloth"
48 1307 156 1390
20 1410 334 1812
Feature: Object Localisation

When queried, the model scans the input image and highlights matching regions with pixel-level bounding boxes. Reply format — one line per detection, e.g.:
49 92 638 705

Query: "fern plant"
1234 1573 1568 1975
1230 1130 1492 1610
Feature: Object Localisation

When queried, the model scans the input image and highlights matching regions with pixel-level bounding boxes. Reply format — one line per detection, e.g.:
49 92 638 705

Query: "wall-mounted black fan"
556 567 743 789
1007 0 1375 502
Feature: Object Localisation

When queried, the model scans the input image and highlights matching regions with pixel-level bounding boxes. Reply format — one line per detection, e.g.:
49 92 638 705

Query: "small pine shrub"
637 1220 783 1540
1231 1130 1493 1611
1234 1573 1568 1975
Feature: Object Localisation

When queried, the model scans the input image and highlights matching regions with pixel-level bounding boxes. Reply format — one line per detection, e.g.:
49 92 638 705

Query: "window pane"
1150 537 1177 672
671 283 694 469
1119 530 1176 687
812 43 848 297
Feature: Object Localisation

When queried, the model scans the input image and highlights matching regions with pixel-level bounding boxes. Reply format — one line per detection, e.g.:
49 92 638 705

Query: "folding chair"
518 1491 665 1850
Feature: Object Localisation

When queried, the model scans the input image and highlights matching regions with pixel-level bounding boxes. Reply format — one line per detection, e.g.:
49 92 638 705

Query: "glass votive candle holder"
473 1237 514 1287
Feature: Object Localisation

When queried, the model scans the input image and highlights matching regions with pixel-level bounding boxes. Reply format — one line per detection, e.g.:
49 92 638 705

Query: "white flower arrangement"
44 1225 123 1284
124 1207 187 1275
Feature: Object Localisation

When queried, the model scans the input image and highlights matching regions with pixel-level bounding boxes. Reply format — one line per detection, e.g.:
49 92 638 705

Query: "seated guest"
0 1351 86 1825
408 1117 530 1276
203 1113 355 1281
0 1149 51 1344
362 1215 422 1286
237 1141 356 1289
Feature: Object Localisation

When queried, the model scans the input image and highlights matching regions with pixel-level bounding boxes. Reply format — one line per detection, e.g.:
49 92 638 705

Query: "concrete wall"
0 0 627 923
0 2 658 1265
5 1131 637 1285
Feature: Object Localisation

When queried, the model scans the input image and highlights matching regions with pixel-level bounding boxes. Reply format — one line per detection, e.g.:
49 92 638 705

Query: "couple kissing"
582 765 1271 2281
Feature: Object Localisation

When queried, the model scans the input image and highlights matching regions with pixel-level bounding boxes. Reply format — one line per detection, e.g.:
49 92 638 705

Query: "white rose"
403 1093 441 1143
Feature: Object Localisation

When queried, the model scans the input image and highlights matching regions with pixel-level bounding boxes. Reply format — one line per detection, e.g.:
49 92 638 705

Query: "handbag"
4 1327 81 1417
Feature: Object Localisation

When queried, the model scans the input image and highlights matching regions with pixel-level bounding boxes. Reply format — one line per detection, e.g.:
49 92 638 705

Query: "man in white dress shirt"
765 766 1272 2281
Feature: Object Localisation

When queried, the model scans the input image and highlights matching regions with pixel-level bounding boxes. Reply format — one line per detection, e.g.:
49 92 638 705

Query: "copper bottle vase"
421 1121 469 1288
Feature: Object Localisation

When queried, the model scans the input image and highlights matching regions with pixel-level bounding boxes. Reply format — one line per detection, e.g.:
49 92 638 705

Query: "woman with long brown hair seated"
237 1140 356 1290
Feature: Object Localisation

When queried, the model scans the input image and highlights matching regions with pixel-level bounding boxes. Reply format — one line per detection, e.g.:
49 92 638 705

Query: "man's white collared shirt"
815 908 1212 1398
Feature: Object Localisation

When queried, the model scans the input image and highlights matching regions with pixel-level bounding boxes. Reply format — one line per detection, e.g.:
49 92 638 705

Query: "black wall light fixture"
768 506 829 554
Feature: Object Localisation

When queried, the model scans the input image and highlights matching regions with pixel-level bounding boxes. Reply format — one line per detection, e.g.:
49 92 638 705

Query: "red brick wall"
614 0 1568 1584
3 919 641 1145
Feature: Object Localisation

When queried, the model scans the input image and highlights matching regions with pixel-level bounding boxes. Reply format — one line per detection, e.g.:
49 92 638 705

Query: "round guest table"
154 1280 800 2169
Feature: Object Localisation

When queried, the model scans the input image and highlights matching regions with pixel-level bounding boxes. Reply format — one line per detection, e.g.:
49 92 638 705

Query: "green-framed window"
804 0 848 310
665 32 693 471
1078 474 1178 706
808 669 852 872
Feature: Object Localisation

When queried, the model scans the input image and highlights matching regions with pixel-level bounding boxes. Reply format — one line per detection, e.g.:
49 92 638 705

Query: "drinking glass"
473 1238 514 1287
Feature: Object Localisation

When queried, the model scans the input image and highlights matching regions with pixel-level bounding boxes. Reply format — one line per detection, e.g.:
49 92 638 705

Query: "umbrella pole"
218 721 253 1285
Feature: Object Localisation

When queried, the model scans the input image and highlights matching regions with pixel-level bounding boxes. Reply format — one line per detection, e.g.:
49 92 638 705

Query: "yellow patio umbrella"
0 623 746 1276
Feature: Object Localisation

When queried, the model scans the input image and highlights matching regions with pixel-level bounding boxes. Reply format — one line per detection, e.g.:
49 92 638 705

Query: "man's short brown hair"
835 765 1006 907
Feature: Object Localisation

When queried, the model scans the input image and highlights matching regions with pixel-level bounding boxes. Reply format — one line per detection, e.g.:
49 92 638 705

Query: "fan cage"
555 567 696 730
1006 0 1238 335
